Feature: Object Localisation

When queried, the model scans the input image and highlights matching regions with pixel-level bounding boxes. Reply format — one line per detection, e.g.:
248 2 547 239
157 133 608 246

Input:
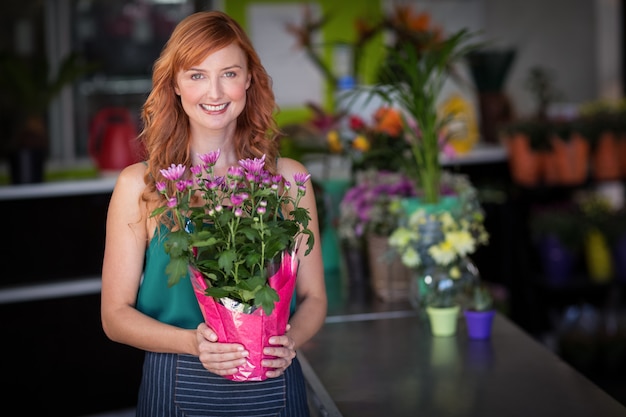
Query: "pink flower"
238 154 266 175
160 163 186 181
198 149 221 166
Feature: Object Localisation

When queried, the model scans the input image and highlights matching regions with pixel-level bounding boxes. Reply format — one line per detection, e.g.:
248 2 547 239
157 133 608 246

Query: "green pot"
400 195 460 216
426 305 460 337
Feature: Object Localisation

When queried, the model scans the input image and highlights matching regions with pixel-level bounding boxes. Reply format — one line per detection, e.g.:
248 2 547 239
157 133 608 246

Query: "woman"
101 10 327 416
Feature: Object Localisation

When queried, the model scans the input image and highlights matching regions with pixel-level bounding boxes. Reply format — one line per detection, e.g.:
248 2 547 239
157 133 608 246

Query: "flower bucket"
190 252 298 381
592 132 621 181
367 234 411 302
463 309 496 340
426 305 460 337
584 229 613 284
505 133 543 187
537 235 576 286
400 195 460 216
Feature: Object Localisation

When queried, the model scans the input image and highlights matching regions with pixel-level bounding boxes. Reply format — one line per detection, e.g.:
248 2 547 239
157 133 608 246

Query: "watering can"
89 107 143 172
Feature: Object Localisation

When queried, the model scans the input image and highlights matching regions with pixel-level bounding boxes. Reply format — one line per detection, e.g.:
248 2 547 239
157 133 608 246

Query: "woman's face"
175 43 251 136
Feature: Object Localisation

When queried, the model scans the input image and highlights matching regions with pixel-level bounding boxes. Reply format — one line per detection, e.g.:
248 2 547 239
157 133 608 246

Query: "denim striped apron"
135 352 310 417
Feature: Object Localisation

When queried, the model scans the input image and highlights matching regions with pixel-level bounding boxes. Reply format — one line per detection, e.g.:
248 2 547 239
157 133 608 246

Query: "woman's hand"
262 324 296 378
196 322 249 376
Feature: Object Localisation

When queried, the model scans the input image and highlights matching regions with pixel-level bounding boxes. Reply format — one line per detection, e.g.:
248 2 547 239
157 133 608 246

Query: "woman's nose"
204 77 222 100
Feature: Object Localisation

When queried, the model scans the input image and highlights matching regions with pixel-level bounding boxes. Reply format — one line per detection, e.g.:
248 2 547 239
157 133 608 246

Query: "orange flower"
373 107 404 137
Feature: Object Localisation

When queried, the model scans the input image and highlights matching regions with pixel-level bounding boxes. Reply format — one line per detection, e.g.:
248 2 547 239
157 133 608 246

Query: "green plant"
467 283 494 312
151 150 314 315
358 29 481 204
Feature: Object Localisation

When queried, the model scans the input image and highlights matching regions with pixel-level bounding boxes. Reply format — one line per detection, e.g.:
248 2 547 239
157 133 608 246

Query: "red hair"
140 11 280 207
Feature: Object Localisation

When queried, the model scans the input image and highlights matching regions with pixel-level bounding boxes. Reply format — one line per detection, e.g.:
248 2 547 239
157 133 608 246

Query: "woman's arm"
100 163 200 355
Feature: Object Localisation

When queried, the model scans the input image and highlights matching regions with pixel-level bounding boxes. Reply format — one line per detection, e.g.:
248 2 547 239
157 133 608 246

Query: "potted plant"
358 28 481 206
463 283 496 340
338 169 416 300
424 270 462 337
151 150 314 381
388 172 490 309
0 51 96 184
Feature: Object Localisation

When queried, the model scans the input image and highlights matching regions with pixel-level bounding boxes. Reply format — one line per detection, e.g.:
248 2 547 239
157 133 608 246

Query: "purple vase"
464 309 496 340
538 235 575 286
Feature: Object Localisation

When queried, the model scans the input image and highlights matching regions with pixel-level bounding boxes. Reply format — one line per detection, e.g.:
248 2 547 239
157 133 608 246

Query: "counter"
299 304 626 417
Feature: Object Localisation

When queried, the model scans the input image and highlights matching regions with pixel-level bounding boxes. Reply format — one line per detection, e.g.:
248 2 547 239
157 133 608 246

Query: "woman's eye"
191 73 204 80
224 71 236 78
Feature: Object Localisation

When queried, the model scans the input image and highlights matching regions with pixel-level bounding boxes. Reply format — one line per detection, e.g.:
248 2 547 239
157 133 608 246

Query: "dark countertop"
299 302 626 417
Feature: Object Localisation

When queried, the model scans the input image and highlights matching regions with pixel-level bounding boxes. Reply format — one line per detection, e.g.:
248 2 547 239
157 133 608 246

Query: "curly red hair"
140 11 280 207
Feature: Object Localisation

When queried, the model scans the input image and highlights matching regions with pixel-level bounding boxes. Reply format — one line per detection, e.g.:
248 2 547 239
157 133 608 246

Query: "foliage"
353 29 481 204
151 151 314 315
388 172 489 275
466 283 494 311
338 170 415 248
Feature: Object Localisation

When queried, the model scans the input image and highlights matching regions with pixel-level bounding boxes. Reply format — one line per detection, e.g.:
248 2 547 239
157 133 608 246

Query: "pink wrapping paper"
190 252 298 381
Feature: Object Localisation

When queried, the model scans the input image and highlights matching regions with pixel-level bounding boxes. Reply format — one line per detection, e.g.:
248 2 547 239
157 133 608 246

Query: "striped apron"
135 352 310 417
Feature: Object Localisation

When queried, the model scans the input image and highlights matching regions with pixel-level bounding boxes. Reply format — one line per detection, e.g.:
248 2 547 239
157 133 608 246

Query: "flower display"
338 170 416 247
151 150 314 315
388 173 489 276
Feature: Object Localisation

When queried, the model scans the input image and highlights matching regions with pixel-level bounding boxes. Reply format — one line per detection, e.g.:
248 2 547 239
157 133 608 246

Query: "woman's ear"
246 74 251 90
174 84 181 95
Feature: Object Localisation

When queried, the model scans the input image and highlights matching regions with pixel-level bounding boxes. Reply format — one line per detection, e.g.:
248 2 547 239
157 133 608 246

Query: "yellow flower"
428 240 456 265
401 247 421 268
327 130 343 153
447 230 476 256
449 265 461 279
352 134 371 152
389 227 415 248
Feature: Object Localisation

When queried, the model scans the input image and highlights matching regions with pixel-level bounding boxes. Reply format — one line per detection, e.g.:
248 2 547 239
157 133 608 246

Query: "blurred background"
1 1 625 416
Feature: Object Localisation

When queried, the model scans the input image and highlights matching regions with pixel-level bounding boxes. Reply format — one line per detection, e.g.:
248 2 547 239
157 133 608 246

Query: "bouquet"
152 150 314 380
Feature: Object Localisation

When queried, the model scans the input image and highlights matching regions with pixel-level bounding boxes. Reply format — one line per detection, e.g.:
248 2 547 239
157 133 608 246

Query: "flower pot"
537 235 576 286
550 133 589 186
367 234 411 302
463 309 496 340
426 305 460 337
400 195 460 216
585 229 613 284
592 132 621 181
505 133 543 187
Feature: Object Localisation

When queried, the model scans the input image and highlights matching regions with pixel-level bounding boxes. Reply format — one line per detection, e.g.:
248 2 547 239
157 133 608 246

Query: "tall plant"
358 29 481 204
360 29 479 204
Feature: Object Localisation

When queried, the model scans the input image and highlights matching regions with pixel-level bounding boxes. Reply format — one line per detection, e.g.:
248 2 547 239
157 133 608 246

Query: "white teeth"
201 103 227 111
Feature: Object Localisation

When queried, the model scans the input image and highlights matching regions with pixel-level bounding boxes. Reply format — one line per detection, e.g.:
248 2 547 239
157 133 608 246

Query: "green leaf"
165 258 189 286
255 286 280 316
217 249 237 275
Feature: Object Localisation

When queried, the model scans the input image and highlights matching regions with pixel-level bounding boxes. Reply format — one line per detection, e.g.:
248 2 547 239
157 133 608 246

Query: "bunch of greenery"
151 150 314 315
357 29 481 204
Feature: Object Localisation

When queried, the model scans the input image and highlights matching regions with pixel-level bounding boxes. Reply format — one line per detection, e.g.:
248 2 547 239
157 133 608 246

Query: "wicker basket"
366 234 412 302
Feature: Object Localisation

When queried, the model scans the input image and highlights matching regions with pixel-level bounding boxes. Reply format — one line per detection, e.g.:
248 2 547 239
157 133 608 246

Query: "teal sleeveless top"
136 224 204 329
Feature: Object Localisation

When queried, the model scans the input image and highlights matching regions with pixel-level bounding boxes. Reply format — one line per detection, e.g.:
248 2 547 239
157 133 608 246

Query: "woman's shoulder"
276 156 309 176
113 162 149 195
